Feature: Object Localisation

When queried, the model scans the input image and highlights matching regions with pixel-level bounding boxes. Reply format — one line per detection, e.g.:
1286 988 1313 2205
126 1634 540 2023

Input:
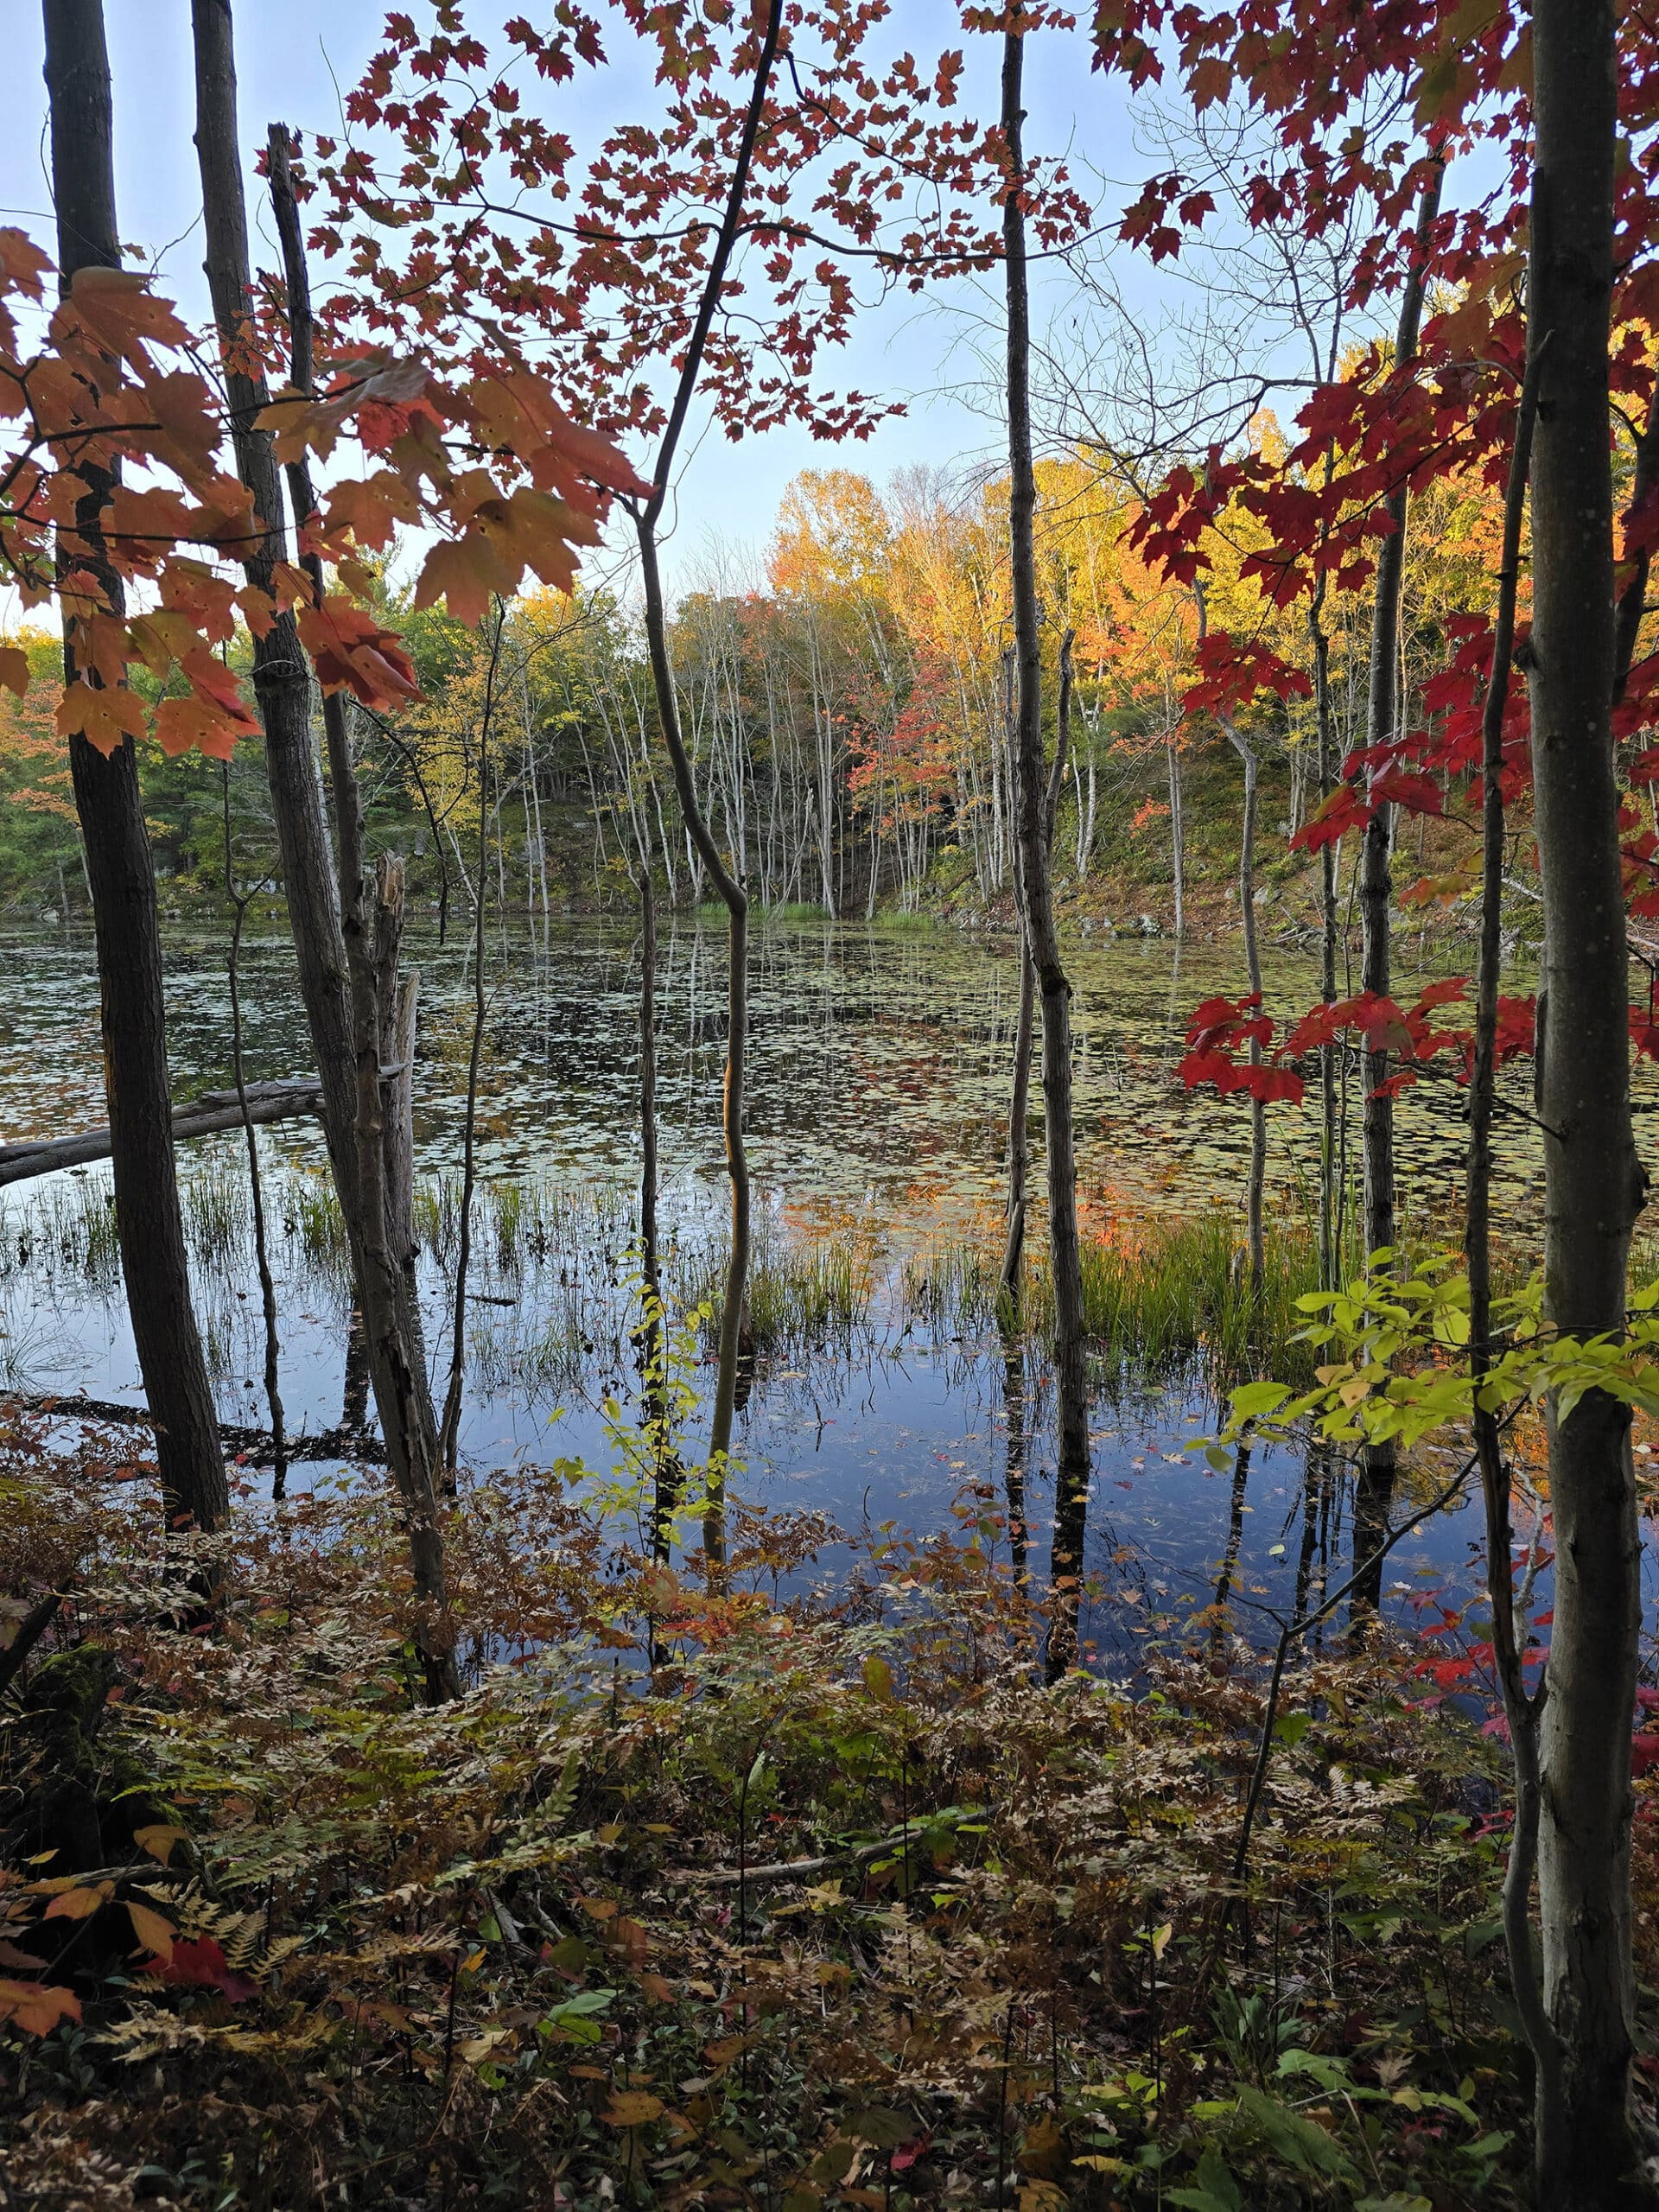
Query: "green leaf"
1164 2148 1242 2212
1231 1382 1289 1421
847 2107 915 2149
1233 2086 1357 2182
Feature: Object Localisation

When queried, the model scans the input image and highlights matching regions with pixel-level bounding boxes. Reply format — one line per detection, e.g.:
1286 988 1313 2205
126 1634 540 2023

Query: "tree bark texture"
192 0 456 1699
1002 31 1090 1673
1529 5 1652 2199
43 0 227 1535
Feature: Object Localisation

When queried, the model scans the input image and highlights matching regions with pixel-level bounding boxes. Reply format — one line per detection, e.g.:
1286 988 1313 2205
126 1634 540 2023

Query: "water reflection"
0 914 1613 1658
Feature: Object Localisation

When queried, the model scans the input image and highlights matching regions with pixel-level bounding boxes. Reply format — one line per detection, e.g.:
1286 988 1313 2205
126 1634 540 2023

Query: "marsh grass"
902 1205 1349 1385
682 1209 880 1349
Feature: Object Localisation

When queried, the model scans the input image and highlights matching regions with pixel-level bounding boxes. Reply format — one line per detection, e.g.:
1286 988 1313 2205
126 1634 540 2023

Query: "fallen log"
1 1390 386 1466
0 1077 326 1186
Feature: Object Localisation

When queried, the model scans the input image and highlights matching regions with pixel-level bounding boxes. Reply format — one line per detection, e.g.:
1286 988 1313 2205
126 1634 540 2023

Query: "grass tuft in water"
903 1205 1344 1384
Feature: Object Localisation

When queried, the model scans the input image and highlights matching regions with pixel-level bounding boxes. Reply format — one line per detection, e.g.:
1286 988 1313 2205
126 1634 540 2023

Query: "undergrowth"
0 1402 1625 2211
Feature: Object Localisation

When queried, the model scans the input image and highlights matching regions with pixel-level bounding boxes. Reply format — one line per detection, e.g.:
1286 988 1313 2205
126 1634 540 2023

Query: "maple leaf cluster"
1177 981 1539 1108
0 227 647 761
302 0 1094 446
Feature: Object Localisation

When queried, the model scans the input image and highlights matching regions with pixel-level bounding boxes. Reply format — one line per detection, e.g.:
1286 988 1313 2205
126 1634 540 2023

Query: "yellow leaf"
603 2090 664 2127
44 1883 111 1922
55 679 145 756
0 1980 81 2036
125 1900 175 1962
133 1824 188 1868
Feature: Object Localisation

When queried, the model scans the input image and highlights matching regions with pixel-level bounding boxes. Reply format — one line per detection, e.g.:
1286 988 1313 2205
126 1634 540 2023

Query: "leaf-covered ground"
2 1408 1649 2210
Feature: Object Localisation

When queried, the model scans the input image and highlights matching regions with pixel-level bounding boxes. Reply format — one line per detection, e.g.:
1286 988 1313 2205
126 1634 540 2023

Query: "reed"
901 1205 1347 1384
683 1209 879 1350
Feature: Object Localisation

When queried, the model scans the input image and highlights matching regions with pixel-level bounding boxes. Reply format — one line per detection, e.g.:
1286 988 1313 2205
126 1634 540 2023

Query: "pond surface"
0 911 1637 1662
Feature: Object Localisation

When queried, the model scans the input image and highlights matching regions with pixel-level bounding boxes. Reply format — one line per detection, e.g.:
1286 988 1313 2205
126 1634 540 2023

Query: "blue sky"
1 3 1150 586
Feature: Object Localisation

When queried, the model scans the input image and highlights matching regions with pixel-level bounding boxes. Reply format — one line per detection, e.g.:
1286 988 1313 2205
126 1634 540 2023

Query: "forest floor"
0 1401 1633 2212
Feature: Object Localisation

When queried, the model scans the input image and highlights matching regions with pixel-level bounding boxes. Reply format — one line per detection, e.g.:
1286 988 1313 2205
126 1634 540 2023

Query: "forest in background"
0 440 1504 944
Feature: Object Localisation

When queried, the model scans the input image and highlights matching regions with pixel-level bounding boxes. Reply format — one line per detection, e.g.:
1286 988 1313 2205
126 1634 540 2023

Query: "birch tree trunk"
43 0 227 1537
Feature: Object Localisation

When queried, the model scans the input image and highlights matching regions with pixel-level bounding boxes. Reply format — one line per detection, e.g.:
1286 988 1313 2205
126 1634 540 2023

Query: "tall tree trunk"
1002 35 1089 1678
1196 575 1266 1289
1166 722 1185 938
267 128 439 1448
439 693 495 1475
223 770 287 1500
1000 649 1033 1302
43 0 227 1536
1308 574 1340 1292
1467 334 1560 2171
1356 167 1442 1611
1226 713 1266 1287
1529 5 1651 2198
192 0 456 1700
626 0 783 1576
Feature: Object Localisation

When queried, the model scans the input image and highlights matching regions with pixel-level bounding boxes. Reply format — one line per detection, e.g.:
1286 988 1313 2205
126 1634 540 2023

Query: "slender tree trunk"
439 699 494 1475
223 772 286 1500
1226 714 1266 1287
1467 335 1560 2160
1166 722 1185 938
1196 573 1267 1289
1529 7 1652 2198
1003 36 1089 1678
1000 649 1033 1302
1356 168 1443 1605
1308 576 1340 1290
636 863 679 1571
43 0 227 1536
192 2 456 1699
626 0 782 1575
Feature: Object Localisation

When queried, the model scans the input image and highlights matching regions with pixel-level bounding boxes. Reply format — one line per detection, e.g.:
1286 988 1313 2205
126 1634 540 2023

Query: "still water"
0 912 1625 1659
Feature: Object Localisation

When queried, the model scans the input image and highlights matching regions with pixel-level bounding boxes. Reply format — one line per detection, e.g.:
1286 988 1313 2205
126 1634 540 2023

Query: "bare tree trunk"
1003 35 1089 1680
1467 335 1560 2168
439 684 497 1475
635 862 681 1582
1356 168 1442 1595
192 3 456 1699
223 771 286 1500
626 0 783 1576
1166 721 1185 938
1000 649 1033 1302
1308 576 1340 1291
1226 714 1266 1286
1195 572 1266 1289
43 0 227 1536
1528 8 1652 2197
